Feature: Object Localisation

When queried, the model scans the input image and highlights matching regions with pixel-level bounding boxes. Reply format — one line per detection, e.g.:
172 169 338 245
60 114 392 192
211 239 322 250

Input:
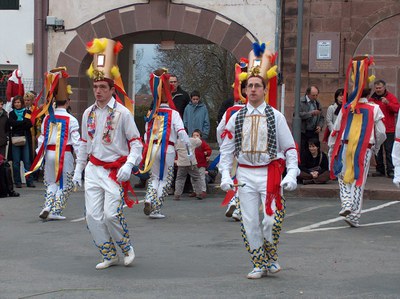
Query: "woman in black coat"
298 138 330 184
8 96 35 188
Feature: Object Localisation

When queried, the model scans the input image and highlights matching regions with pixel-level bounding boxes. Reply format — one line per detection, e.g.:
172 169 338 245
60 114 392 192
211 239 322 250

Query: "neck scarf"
87 100 117 141
14 108 25 121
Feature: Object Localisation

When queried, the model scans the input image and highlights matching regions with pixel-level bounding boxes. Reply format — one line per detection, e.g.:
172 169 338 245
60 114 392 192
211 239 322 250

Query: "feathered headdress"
248 42 278 108
233 57 248 104
86 38 134 114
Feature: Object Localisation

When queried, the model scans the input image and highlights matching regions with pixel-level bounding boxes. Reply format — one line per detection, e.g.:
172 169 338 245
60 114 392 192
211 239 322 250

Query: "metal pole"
292 0 304 145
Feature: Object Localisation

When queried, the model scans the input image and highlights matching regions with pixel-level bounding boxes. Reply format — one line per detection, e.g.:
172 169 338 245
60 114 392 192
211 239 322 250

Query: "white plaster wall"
48 0 277 66
0 0 34 78
172 0 276 47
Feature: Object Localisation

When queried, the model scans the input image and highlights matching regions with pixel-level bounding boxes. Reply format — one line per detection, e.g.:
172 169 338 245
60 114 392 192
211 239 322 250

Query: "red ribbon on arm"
221 129 233 140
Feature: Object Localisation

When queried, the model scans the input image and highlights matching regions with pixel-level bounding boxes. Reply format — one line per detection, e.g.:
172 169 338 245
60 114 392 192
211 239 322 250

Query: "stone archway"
354 13 400 97
55 1 256 117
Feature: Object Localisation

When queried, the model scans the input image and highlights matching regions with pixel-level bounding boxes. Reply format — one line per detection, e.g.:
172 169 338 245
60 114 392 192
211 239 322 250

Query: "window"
0 0 19 10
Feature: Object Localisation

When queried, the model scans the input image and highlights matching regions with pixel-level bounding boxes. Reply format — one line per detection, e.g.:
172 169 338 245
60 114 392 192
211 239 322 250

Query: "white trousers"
338 147 372 224
84 162 131 260
145 145 175 212
237 166 285 269
43 150 74 216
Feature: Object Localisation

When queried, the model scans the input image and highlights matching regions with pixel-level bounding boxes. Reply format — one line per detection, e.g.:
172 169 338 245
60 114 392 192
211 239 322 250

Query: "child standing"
192 129 212 199
174 137 203 200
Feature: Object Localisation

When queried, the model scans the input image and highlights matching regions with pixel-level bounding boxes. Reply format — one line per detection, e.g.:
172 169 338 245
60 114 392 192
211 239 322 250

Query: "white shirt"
77 97 143 166
144 103 190 146
37 108 80 155
219 102 298 173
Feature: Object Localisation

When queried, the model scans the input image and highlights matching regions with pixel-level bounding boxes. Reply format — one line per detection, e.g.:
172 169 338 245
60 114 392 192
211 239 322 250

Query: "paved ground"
1 181 400 299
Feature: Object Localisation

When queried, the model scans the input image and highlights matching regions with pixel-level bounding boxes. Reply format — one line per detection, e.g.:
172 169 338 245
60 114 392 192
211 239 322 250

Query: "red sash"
89 155 138 208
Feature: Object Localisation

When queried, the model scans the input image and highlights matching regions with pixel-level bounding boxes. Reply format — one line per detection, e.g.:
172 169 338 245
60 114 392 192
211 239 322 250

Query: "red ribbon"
221 129 233 140
266 159 285 216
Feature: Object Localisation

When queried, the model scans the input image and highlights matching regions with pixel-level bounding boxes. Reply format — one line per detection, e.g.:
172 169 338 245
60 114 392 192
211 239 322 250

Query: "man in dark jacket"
169 75 190 119
299 85 325 154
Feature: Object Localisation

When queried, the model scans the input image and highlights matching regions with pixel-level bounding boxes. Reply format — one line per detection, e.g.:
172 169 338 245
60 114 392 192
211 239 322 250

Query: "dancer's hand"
72 167 83 187
117 162 134 182
220 171 234 192
281 168 298 191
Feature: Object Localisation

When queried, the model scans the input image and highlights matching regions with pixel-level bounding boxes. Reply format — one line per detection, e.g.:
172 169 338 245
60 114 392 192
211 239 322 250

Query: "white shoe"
267 261 281 274
124 246 135 266
339 207 351 217
39 207 50 219
47 213 66 220
344 218 360 228
247 268 268 279
149 211 166 219
95 257 119 270
225 204 236 218
232 209 241 221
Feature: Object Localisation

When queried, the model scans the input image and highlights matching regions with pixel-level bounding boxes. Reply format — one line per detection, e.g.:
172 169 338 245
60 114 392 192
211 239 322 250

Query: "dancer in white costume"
219 71 299 279
73 38 143 270
392 115 400 187
142 69 191 219
217 58 247 221
329 56 386 228
30 68 80 220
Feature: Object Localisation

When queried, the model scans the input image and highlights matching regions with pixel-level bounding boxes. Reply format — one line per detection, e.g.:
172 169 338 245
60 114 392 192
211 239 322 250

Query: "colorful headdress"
145 68 176 122
343 55 375 112
248 42 278 108
233 57 248 104
30 67 72 124
86 38 134 114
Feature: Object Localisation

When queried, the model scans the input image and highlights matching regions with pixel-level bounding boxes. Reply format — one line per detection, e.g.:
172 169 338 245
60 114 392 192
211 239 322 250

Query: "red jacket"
6 80 24 102
195 139 212 168
369 90 399 133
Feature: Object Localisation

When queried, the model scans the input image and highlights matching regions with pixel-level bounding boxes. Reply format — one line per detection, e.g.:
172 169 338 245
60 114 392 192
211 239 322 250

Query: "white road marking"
286 201 400 234
70 199 145 223
286 204 335 218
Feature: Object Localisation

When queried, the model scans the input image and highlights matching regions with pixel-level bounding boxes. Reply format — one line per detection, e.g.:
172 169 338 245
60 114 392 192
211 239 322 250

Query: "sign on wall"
309 32 340 73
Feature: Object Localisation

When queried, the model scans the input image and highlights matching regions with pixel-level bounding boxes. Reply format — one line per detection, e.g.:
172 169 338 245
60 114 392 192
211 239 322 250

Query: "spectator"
0 99 9 158
174 136 203 200
191 129 212 198
169 74 190 119
23 91 37 165
325 88 345 170
298 138 330 184
324 88 344 142
5 69 24 113
8 95 35 188
369 79 400 178
183 90 210 139
299 85 324 153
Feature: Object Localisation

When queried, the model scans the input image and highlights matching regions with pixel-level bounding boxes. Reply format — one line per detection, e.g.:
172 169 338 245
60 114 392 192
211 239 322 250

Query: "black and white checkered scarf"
234 105 277 159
